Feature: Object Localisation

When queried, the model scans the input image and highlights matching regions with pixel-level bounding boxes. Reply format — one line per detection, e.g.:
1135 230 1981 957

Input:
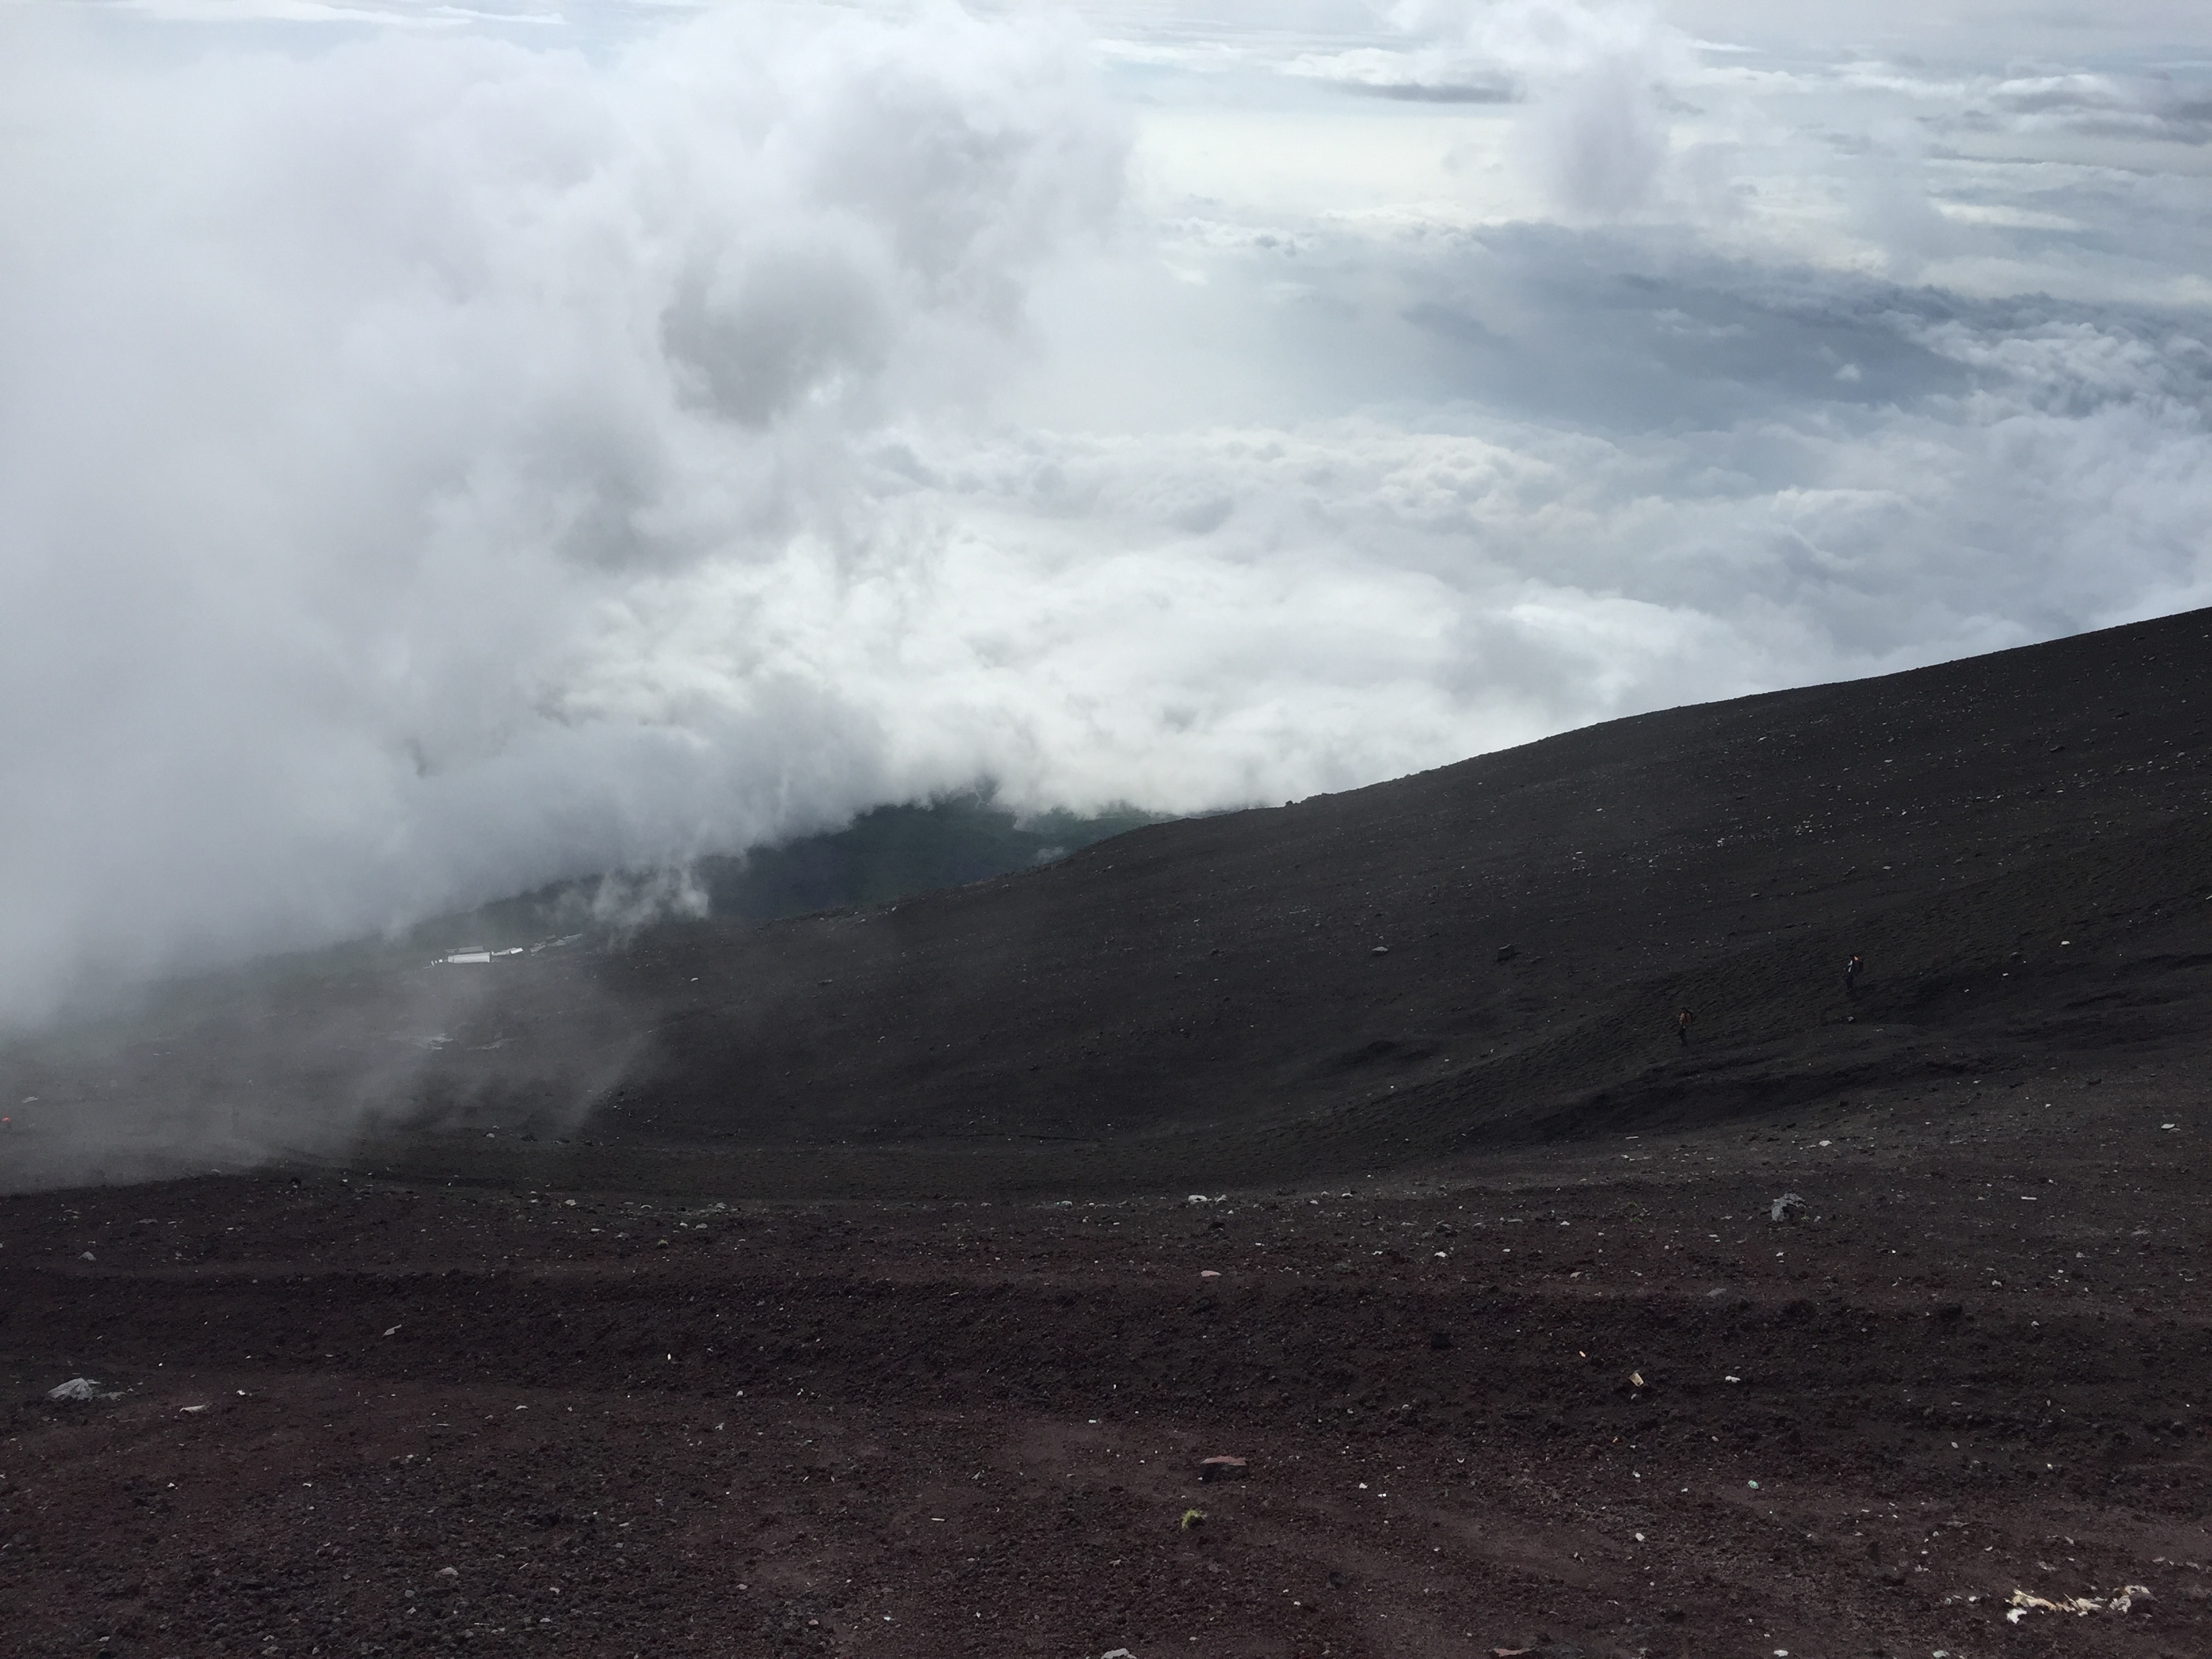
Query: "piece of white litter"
2006 1584 2150 1622
445 951 493 964
47 1378 107 1401
1725 1375 1742 1383
384 1326 401 1336
180 1404 208 1413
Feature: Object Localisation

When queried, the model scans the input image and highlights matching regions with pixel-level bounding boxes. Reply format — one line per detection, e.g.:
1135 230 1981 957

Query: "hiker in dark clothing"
1844 954 1862 996
1676 1008 1694 1045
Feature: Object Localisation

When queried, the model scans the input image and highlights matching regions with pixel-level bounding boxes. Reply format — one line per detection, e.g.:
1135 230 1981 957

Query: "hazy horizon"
5 0 2210 1023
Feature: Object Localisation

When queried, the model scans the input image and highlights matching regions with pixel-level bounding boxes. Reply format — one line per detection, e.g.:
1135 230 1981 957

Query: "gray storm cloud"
3 0 2211 1030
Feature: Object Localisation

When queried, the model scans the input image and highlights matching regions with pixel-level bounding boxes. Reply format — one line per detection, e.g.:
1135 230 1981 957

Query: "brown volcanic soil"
4 1101 2211 1659
3 607 2212 1657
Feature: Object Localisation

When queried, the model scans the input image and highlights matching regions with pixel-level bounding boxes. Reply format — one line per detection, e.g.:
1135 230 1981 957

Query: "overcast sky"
3 0 2209 1020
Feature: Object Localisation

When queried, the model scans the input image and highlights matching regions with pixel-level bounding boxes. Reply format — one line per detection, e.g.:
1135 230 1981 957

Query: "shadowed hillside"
7 607 2211 1195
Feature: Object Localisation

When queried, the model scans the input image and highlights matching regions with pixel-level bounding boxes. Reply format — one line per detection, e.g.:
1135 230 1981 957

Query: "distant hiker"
1675 1008 1694 1046
1845 954 1863 996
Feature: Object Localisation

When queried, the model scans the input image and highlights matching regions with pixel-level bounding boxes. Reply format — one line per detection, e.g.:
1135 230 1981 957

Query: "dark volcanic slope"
426 604 2212 1193
5 611 2212 1659
7 606 2212 1195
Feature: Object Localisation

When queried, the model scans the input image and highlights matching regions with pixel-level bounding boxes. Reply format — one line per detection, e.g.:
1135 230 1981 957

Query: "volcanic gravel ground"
5 1059 2209 1659
7 610 2212 1658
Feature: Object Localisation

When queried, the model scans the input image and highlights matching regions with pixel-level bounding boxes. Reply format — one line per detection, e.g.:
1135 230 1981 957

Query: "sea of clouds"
2 0 2209 1023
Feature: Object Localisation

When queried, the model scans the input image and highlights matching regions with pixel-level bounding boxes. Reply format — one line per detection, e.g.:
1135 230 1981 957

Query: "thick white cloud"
1 0 2210 1025
0 3 1123 1020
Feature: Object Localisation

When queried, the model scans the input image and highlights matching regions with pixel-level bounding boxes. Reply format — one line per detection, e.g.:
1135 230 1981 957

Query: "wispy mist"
3 0 2210 1027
